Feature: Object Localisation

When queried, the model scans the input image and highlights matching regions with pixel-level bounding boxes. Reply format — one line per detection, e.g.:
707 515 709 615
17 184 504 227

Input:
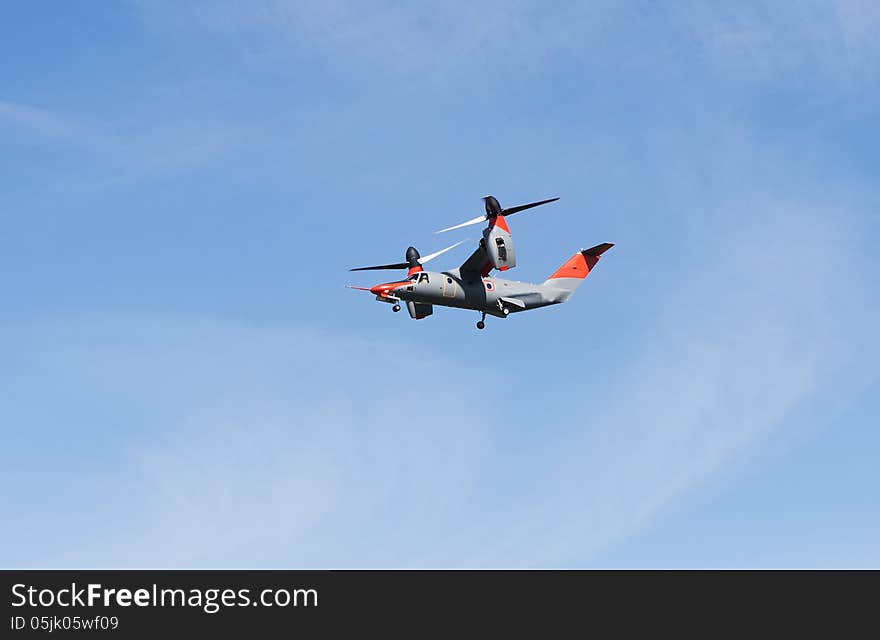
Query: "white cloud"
133 0 619 89
0 95 249 188
4 186 873 568
0 100 92 140
674 1 880 84
134 1 880 92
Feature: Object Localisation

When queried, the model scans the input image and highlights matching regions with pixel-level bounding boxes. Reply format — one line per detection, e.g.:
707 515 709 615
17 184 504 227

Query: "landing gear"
476 312 486 330
498 299 510 316
392 304 401 312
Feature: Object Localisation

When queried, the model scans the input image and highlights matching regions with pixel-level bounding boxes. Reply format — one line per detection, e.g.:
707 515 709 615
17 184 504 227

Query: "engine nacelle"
407 301 433 319
483 223 516 271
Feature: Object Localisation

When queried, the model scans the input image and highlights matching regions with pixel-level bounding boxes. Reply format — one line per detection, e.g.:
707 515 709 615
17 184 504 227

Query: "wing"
458 242 491 279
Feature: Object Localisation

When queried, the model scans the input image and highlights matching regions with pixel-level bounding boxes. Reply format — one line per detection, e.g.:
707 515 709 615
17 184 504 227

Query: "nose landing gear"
392 304 401 312
476 312 486 330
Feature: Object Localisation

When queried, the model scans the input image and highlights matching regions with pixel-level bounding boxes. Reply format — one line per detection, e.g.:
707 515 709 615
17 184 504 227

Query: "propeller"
349 239 468 272
436 195 559 233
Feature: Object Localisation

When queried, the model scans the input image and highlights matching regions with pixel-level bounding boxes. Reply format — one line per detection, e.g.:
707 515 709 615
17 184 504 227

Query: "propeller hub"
483 195 502 218
405 246 421 267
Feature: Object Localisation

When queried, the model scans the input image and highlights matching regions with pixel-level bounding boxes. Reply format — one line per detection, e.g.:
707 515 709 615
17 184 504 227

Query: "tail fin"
544 243 613 296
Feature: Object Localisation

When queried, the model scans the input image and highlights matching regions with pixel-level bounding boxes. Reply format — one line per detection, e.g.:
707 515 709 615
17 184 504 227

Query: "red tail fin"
545 243 613 292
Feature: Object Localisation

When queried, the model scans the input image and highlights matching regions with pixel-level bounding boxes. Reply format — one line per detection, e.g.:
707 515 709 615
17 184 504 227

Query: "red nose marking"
370 281 407 296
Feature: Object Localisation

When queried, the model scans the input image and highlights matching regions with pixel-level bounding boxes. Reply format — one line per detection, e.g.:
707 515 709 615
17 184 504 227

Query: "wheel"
476 321 485 330
392 304 401 312
502 307 510 316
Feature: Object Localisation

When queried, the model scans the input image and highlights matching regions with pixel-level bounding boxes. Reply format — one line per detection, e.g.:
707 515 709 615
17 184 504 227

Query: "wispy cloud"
673 1 880 85
0 100 95 141
134 1 621 89
486 205 872 566
4 183 874 567
134 1 880 90
0 96 250 194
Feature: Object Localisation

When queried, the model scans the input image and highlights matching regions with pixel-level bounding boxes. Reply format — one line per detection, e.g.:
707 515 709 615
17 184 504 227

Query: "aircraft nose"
370 282 402 296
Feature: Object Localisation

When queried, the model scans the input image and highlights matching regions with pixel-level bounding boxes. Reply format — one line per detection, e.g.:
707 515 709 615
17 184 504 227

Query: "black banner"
1 570 874 635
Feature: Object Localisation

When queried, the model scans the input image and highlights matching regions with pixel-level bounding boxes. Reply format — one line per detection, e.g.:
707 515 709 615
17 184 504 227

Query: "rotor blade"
349 262 409 272
501 197 559 217
435 214 487 234
418 239 470 265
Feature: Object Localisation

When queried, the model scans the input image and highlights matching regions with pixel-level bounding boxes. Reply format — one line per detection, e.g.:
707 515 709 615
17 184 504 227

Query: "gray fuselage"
389 269 572 318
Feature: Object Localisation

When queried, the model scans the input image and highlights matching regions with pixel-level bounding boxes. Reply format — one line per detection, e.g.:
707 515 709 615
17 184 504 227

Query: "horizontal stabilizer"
499 296 526 309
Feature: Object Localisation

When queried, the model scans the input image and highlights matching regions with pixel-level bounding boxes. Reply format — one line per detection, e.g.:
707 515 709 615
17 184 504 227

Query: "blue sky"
2 1 878 567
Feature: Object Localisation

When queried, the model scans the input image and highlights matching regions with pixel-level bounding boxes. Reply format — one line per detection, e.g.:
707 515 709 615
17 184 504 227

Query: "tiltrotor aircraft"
348 195 613 329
